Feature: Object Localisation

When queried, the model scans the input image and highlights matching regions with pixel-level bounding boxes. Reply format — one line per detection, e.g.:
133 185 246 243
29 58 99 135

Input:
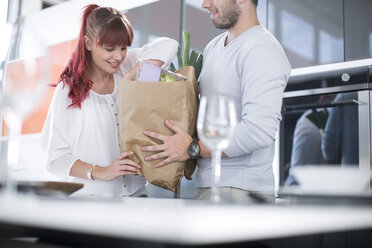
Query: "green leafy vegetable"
170 31 203 82
160 73 176 82
183 31 191 67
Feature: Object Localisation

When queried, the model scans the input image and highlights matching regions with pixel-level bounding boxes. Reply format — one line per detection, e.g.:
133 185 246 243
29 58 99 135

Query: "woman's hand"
92 152 141 181
123 59 164 81
143 59 164 67
123 61 143 80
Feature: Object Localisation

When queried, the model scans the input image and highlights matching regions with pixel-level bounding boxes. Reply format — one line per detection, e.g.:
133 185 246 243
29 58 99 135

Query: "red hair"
58 4 134 108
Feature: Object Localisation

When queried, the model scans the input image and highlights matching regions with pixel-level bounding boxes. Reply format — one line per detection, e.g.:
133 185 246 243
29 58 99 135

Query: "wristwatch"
187 139 200 159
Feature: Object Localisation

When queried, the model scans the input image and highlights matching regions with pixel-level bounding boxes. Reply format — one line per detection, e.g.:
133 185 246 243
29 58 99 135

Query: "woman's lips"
108 61 120 69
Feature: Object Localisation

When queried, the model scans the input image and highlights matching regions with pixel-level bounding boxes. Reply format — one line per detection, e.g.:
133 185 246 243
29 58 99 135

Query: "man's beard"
212 1 241 29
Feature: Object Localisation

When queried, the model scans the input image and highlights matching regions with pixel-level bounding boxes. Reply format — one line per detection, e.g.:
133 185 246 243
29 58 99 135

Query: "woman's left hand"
140 120 192 168
123 59 164 81
123 61 143 80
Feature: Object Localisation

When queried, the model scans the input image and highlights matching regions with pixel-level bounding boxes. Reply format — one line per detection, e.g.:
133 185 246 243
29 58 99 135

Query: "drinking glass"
197 95 237 202
0 15 49 193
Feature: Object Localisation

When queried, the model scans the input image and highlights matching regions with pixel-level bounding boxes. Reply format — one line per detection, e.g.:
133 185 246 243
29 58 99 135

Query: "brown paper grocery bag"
118 66 198 192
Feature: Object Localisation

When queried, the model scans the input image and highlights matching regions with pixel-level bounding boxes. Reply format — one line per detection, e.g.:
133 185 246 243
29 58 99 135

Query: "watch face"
190 145 198 156
188 141 200 159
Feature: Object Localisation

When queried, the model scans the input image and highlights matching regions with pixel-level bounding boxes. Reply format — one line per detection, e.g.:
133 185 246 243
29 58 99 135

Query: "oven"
279 59 372 186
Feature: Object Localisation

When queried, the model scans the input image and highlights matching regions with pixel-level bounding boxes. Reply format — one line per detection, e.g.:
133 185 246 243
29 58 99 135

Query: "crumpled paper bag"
118 66 198 192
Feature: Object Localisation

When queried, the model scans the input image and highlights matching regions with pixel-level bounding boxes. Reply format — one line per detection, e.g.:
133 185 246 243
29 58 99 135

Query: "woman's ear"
85 35 92 51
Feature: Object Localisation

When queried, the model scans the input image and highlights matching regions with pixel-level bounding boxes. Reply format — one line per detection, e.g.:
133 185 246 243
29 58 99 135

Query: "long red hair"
59 4 134 108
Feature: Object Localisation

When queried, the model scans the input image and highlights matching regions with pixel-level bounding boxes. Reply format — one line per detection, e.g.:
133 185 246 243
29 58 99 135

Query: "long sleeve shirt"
197 25 291 192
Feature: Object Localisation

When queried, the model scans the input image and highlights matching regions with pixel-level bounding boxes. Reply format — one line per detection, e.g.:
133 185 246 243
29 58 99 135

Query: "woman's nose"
114 50 124 60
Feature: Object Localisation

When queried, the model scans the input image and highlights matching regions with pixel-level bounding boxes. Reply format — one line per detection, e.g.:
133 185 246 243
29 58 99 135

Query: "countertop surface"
0 192 372 245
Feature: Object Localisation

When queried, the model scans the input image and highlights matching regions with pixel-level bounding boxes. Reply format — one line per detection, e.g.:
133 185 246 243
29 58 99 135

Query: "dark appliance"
279 59 372 186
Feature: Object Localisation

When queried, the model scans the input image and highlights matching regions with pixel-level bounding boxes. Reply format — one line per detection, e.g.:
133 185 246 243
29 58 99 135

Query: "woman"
41 4 178 197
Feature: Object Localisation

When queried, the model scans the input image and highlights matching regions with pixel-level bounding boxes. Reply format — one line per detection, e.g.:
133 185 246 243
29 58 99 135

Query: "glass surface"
319 30 343 64
197 95 237 202
126 0 181 47
344 0 372 60
268 0 344 68
281 91 364 186
370 33 372 56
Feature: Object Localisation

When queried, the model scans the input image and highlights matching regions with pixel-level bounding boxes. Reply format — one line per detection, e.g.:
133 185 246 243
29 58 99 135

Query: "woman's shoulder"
51 81 73 108
53 81 69 95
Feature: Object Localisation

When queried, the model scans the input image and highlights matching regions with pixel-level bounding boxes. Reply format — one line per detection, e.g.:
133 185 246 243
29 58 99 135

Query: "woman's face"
86 37 128 75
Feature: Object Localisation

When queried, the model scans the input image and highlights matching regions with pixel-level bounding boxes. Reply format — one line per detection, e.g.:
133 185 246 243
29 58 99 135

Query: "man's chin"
212 20 224 29
213 21 231 29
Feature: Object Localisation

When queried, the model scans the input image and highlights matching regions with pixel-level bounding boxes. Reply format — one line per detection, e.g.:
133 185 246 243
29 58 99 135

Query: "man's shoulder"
244 27 281 49
244 28 290 68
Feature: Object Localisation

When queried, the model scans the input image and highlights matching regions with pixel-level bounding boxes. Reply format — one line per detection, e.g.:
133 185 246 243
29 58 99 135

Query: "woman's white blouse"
40 38 178 196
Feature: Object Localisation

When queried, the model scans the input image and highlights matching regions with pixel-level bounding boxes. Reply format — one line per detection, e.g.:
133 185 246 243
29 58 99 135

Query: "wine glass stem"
211 148 222 202
4 113 22 194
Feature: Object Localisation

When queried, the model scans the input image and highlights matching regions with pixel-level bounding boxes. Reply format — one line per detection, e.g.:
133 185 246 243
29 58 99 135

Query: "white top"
197 25 291 192
40 37 178 197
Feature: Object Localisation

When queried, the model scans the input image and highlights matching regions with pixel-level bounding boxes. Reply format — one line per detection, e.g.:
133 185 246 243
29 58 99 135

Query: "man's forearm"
198 140 228 158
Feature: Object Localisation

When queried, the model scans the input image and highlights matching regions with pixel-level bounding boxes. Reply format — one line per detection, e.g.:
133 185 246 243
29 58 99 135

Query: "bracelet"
87 165 96 180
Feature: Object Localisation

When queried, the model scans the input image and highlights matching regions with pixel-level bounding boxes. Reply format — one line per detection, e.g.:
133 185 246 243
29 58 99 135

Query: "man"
141 0 291 202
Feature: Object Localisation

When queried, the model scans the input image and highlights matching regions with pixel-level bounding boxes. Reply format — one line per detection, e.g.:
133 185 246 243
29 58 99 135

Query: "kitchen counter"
0 192 372 246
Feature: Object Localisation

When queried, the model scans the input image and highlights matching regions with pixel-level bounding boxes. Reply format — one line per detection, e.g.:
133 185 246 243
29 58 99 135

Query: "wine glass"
197 95 237 202
0 16 49 193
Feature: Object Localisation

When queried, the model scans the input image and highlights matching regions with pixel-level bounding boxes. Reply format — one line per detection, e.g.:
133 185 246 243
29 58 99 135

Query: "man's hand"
140 120 192 168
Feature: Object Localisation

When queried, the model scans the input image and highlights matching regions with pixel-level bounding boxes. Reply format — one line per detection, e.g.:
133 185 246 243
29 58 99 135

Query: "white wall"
25 0 160 46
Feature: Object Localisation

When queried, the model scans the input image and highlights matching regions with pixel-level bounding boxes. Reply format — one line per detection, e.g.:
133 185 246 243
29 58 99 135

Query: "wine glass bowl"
3 58 47 119
197 95 237 202
198 95 236 150
1 20 49 191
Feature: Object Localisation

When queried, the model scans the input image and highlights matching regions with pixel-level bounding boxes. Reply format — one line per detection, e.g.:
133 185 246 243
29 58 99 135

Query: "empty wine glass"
0 14 49 193
197 95 237 202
